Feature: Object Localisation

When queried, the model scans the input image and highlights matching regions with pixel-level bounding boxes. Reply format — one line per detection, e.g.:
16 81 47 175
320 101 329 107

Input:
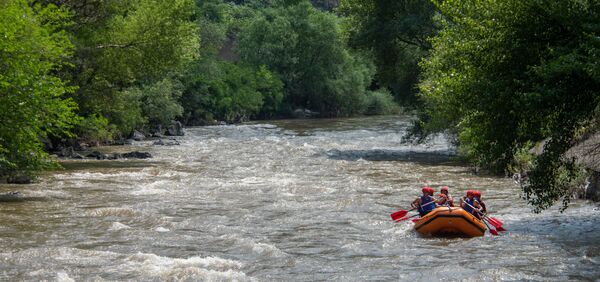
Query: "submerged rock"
56 147 84 159
122 151 152 159
585 171 600 201
87 151 107 160
131 130 146 141
0 191 23 202
153 139 180 146
7 175 32 184
111 139 134 146
166 121 184 136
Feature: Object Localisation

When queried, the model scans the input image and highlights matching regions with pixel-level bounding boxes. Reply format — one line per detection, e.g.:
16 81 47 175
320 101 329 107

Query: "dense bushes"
0 1 79 177
237 1 378 116
417 0 600 211
1 0 401 178
182 62 283 124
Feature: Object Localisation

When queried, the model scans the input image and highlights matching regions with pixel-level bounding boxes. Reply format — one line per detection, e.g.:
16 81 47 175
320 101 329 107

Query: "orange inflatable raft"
413 207 486 237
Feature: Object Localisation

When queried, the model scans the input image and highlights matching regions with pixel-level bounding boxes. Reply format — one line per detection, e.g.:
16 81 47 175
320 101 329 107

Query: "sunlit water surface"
1 116 599 281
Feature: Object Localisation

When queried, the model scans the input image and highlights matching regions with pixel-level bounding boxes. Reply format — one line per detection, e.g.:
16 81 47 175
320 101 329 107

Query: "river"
1 115 599 281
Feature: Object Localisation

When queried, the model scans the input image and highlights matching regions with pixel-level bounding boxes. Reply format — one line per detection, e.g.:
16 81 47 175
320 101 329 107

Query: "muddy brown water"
0 116 598 281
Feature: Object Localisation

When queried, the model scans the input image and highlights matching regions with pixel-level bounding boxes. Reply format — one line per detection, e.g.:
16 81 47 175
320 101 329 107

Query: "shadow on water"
321 149 464 166
57 160 163 171
504 213 600 245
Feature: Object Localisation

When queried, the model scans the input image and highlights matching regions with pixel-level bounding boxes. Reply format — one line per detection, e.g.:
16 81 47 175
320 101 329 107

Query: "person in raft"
460 190 482 219
411 186 437 217
473 190 487 213
437 186 454 207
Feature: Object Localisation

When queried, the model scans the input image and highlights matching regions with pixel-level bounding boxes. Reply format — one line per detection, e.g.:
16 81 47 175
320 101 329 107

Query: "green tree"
180 0 283 124
54 0 199 138
337 0 438 105
0 1 79 177
238 0 375 116
417 0 600 211
181 61 282 123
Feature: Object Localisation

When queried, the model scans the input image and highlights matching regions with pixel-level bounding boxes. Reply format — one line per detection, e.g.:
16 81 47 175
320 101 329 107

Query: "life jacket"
439 194 454 207
475 197 486 212
419 195 435 213
463 197 474 213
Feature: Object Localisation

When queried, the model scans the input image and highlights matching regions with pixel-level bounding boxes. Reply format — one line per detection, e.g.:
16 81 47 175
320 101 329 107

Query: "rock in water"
166 121 184 136
7 175 32 184
122 151 152 159
0 191 23 202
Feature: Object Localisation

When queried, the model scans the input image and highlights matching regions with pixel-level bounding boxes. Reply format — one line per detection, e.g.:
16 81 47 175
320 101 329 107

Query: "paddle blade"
488 216 504 225
390 210 408 221
486 218 502 229
394 214 417 222
489 228 499 236
495 225 506 232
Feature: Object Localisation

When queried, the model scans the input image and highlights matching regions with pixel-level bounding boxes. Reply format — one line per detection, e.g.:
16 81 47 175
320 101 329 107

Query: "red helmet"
473 190 481 198
440 186 449 192
466 190 474 196
422 186 433 194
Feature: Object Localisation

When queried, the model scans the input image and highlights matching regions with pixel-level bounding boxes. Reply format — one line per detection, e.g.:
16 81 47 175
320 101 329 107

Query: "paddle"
390 200 436 221
485 215 506 232
485 215 504 226
482 217 499 236
394 213 420 222
462 200 506 231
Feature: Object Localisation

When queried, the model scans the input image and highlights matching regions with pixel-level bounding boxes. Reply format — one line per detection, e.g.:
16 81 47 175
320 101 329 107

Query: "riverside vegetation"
1 0 599 212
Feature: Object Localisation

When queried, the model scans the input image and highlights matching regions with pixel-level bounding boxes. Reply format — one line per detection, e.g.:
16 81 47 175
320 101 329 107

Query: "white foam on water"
109 222 131 231
124 253 251 281
7 247 252 281
130 180 174 195
478 267 547 281
88 207 142 217
155 227 170 232
250 243 286 258
25 189 70 199
55 270 75 282
55 169 191 184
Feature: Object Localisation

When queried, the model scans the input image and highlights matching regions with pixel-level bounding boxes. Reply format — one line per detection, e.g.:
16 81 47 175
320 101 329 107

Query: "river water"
1 116 599 281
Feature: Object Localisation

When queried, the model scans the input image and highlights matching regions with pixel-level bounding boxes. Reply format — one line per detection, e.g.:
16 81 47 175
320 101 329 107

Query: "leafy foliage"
418 0 600 211
182 61 283 124
337 0 437 105
60 0 199 137
364 90 401 116
0 1 79 177
237 0 376 116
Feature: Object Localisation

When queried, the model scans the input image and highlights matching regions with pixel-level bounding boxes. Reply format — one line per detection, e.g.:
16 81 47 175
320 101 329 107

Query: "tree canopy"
417 0 600 211
0 1 79 177
337 0 438 105
237 1 381 116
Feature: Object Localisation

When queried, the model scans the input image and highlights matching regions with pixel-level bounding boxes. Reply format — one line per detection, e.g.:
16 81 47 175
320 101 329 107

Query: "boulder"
7 175 32 184
292 109 306 118
57 146 83 159
153 139 180 146
586 171 600 201
292 108 320 118
87 151 107 160
166 121 184 136
131 130 146 141
122 151 152 159
151 124 164 137
111 139 133 146
107 153 123 160
0 191 23 202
